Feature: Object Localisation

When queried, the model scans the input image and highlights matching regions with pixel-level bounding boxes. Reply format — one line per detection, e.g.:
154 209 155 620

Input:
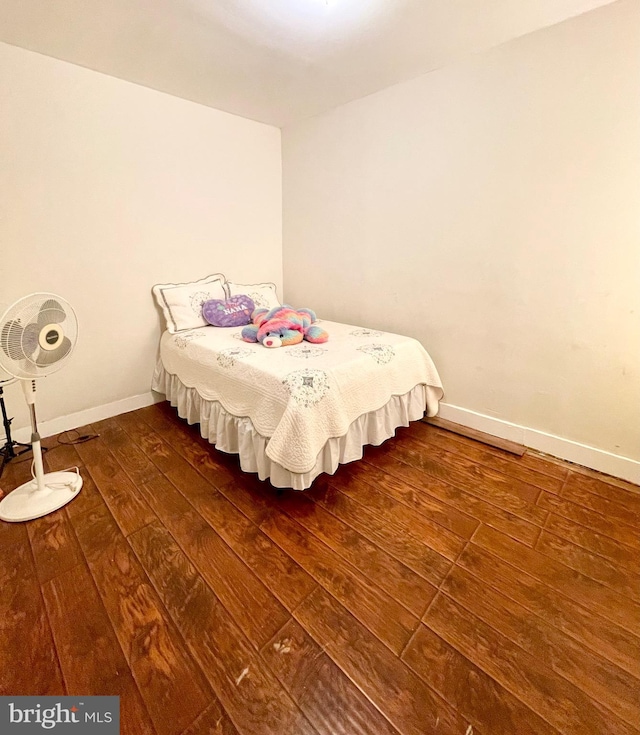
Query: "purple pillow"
202 295 255 327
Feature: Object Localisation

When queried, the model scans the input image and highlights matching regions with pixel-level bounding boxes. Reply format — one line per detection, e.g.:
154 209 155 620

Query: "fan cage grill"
0 294 78 379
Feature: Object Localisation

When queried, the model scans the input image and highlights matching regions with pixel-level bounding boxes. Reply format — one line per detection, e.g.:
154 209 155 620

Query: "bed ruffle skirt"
153 365 434 490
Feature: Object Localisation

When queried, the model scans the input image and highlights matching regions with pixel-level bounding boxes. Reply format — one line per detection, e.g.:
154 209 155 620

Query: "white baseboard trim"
438 402 640 485
9 393 638 485
11 391 163 444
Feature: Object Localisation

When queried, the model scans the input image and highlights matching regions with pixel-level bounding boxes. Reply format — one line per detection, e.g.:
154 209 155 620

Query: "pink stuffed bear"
241 305 328 348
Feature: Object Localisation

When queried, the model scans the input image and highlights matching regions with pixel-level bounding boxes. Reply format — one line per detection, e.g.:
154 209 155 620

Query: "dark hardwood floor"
1 403 639 735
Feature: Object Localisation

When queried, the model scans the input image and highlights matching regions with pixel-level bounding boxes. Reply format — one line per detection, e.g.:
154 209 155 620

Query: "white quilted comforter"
153 320 444 474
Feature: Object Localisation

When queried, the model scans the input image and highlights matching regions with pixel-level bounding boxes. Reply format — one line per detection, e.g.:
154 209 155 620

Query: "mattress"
152 320 443 488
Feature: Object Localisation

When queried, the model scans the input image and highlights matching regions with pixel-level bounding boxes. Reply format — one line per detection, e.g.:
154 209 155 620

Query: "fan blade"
34 336 72 367
22 322 41 357
37 299 66 328
1 320 25 361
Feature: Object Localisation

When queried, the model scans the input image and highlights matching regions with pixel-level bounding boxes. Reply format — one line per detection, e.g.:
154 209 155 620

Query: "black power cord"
4 431 99 465
57 429 100 446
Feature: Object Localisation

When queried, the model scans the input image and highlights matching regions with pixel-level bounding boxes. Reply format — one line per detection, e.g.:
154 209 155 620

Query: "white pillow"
227 281 281 311
152 274 227 333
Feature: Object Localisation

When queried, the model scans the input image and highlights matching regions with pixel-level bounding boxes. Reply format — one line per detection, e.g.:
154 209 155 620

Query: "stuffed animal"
241 305 328 348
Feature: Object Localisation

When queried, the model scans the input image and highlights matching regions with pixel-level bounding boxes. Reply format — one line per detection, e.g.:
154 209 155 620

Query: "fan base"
0 471 82 522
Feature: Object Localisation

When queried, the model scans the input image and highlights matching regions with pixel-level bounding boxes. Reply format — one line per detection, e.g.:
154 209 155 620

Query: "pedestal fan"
0 294 82 522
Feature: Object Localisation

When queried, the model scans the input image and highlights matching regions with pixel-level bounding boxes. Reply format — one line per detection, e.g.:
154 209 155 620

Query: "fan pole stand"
0 381 82 523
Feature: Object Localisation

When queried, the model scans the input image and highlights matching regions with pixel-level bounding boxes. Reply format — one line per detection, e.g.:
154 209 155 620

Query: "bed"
152 319 443 490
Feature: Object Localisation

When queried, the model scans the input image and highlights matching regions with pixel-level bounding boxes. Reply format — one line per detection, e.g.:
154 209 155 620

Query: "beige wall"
0 41 282 434
283 0 640 462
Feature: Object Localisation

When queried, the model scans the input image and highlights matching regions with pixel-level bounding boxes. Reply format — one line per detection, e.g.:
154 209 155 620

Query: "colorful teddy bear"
241 305 329 348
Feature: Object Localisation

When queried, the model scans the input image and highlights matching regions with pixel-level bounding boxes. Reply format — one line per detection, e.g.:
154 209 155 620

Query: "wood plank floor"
1 403 639 735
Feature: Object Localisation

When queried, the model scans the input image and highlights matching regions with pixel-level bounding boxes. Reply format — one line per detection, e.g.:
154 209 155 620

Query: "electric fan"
0 293 82 522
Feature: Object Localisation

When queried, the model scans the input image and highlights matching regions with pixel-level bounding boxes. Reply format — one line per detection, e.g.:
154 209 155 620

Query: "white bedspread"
153 320 443 474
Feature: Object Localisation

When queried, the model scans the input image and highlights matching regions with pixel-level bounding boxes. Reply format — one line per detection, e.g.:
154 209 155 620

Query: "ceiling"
0 0 615 127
